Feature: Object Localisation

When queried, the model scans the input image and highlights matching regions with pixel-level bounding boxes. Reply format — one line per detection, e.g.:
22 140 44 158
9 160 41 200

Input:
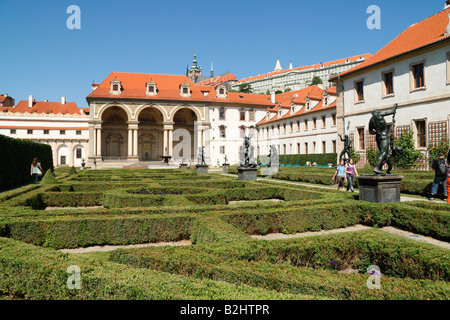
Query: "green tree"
366 146 380 168
265 90 271 95
428 137 450 164
393 131 423 169
349 148 360 164
238 83 253 94
275 90 283 95
311 76 323 85
284 88 292 93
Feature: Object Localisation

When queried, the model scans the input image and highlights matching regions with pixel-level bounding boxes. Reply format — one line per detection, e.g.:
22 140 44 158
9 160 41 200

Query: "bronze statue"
240 134 257 168
369 103 402 175
338 134 352 164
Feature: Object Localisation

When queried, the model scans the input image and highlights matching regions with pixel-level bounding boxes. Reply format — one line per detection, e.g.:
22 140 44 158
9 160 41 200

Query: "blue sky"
0 0 446 108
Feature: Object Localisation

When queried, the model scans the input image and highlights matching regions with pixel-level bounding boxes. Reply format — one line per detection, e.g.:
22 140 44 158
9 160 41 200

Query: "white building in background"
0 95 89 167
233 53 372 94
257 85 338 157
330 4 450 169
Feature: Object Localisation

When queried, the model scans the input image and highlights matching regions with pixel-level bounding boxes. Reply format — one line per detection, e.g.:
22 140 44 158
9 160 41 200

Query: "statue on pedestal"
239 135 257 168
197 146 206 165
369 103 402 175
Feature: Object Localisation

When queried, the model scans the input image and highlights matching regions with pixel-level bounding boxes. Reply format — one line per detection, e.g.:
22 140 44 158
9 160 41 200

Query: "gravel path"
59 240 192 254
380 227 450 249
251 225 371 240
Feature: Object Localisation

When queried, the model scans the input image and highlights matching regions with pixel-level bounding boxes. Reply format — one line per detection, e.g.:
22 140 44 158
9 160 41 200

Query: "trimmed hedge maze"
0 168 449 300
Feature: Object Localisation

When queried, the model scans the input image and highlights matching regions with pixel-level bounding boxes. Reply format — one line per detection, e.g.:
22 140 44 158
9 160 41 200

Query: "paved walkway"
223 174 444 203
59 240 192 254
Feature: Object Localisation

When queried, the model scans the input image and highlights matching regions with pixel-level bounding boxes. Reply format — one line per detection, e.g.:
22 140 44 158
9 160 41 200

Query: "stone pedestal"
357 175 404 203
237 167 258 181
196 164 209 174
222 164 230 174
179 163 189 169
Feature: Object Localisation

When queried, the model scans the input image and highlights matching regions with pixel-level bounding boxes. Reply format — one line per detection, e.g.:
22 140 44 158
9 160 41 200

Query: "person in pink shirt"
345 158 359 192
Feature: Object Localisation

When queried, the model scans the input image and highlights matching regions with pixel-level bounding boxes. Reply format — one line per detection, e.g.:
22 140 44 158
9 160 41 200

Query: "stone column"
133 129 138 157
128 128 133 157
163 122 174 157
52 140 58 167
68 140 74 167
95 126 102 157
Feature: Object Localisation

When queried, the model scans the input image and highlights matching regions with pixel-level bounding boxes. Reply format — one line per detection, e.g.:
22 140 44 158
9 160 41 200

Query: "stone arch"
56 144 69 166
169 105 202 122
135 104 168 122
97 103 132 122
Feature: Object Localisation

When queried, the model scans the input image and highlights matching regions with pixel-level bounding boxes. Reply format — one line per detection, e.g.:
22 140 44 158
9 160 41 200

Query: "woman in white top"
30 157 44 184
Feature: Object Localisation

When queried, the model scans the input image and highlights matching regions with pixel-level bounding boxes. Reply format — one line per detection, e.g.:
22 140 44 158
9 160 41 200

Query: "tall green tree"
311 76 323 85
393 131 423 169
428 137 450 164
238 83 253 93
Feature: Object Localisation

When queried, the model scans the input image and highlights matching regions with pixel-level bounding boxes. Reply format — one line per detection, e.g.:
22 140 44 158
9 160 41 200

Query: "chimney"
44 99 48 102
61 96 66 105
271 92 276 104
28 95 33 108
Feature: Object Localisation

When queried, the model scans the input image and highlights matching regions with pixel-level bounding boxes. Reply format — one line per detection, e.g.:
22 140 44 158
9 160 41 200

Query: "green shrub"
0 134 53 191
41 170 57 185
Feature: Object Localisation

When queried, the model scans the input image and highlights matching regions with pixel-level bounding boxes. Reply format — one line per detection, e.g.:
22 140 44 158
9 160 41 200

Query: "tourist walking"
429 152 448 201
345 158 359 192
30 157 44 184
332 160 347 191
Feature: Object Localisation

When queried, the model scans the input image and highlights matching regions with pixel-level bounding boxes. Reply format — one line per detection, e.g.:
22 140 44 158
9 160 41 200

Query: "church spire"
210 61 214 77
274 58 282 72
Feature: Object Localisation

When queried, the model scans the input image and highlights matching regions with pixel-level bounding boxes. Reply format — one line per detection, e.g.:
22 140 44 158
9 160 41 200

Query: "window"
76 130 82 135
249 109 255 121
332 140 336 154
305 142 309 155
411 63 425 89
297 121 300 131
313 118 317 129
358 127 365 150
76 148 82 159
27 129 33 134
297 143 301 154
283 124 286 134
283 144 286 155
415 120 427 148
240 126 245 138
60 130 66 135
10 129 16 134
219 107 225 120
355 80 364 102
113 84 119 91
313 142 316 153
304 119 308 131
332 114 336 126
240 109 246 121
60 156 66 165
383 71 394 95
322 141 326 154
219 126 226 138
219 88 224 95
183 87 188 94
322 116 326 128
220 146 225 154
149 86 155 93
44 130 49 135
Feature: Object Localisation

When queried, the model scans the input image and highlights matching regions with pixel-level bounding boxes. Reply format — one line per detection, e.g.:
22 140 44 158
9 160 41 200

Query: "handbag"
36 168 43 176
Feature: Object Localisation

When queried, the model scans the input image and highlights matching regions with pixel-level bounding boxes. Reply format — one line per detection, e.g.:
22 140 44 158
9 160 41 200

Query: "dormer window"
216 84 227 99
146 80 157 96
110 79 122 95
180 81 191 97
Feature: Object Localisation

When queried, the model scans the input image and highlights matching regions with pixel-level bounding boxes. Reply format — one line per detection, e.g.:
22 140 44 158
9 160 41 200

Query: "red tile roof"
239 54 372 83
87 72 277 107
196 73 238 86
257 85 337 125
331 8 450 80
1 100 86 115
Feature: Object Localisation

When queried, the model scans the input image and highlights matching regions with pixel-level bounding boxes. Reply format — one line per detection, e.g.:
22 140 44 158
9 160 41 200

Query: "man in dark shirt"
429 152 448 201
